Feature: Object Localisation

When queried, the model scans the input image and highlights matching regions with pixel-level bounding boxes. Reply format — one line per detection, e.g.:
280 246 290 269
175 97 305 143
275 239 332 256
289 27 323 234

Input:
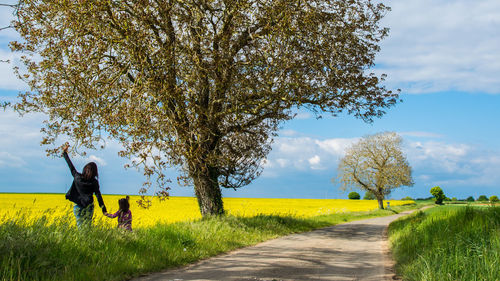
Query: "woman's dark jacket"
63 152 107 213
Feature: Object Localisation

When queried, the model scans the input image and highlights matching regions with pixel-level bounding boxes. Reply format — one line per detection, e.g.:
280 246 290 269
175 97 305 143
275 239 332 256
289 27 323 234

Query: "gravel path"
132 210 417 281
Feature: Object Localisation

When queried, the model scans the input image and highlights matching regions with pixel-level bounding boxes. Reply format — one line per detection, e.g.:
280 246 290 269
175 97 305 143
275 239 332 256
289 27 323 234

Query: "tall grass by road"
1 203 418 281
388 206 500 281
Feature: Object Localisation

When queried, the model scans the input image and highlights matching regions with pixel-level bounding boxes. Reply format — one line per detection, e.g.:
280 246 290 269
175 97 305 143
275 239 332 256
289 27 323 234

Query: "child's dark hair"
118 196 130 212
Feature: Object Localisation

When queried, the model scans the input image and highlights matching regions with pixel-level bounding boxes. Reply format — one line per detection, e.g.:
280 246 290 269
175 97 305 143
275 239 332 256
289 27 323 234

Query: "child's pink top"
105 210 132 231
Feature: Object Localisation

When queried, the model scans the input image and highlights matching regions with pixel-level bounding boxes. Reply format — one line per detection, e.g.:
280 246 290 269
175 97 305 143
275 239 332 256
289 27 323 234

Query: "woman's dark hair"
82 162 98 180
118 197 130 212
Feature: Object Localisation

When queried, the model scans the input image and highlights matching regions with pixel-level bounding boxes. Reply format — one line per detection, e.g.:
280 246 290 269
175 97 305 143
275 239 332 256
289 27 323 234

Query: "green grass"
388 205 500 281
1 203 420 281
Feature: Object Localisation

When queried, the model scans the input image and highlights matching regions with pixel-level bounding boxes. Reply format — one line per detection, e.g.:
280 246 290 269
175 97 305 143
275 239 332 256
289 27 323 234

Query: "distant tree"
348 192 361 200
401 196 413 201
8 0 400 216
466 196 475 202
363 191 376 200
430 186 445 205
477 195 488 201
451 197 457 201
337 132 414 209
444 197 451 201
490 195 499 203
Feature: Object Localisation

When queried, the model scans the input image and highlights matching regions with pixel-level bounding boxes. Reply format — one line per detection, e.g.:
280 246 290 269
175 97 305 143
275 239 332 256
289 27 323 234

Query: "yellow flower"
0 194 413 228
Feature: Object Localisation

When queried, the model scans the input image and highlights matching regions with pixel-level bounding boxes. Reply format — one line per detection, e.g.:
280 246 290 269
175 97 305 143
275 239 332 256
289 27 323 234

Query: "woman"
62 144 107 228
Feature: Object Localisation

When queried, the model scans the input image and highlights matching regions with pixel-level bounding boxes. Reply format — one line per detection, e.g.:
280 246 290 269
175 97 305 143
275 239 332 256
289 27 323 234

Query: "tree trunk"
192 165 224 217
377 197 384 209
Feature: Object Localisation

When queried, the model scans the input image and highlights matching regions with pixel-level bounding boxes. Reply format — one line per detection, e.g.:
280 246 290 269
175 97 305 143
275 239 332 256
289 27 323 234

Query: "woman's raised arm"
62 143 77 177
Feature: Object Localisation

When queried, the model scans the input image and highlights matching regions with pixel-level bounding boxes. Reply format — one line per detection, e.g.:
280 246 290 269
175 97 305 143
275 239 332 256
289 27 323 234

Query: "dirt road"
133 210 416 281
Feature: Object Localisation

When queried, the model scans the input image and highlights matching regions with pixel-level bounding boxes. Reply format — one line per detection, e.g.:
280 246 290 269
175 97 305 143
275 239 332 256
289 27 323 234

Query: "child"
105 196 132 231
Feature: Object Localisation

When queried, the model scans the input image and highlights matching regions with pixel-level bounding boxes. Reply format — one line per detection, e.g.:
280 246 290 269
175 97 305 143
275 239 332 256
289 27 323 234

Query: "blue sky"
1 0 500 200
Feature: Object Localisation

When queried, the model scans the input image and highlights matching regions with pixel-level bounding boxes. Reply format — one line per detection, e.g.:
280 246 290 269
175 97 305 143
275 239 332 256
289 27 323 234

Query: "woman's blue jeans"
73 203 94 228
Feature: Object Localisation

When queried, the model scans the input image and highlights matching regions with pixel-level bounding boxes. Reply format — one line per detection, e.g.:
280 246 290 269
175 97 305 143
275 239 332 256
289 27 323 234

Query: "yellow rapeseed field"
0 193 413 228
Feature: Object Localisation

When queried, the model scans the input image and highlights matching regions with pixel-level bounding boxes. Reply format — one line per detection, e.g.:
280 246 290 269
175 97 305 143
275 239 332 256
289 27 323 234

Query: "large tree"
337 132 413 209
10 0 399 216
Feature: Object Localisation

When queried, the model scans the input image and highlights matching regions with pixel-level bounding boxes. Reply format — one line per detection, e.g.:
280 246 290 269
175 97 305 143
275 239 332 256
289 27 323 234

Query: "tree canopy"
477 195 488 202
10 0 399 216
337 132 413 209
430 186 445 205
348 191 360 200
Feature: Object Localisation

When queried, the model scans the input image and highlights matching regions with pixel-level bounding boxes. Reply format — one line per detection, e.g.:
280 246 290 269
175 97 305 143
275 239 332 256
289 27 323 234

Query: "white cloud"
277 137 316 155
407 141 469 160
315 138 357 156
275 158 289 168
0 109 45 164
308 155 321 165
260 137 357 176
404 140 500 188
279 129 299 137
262 135 500 190
406 141 471 174
377 0 500 94
0 108 126 170
0 49 30 91
88 155 107 166
308 155 325 170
